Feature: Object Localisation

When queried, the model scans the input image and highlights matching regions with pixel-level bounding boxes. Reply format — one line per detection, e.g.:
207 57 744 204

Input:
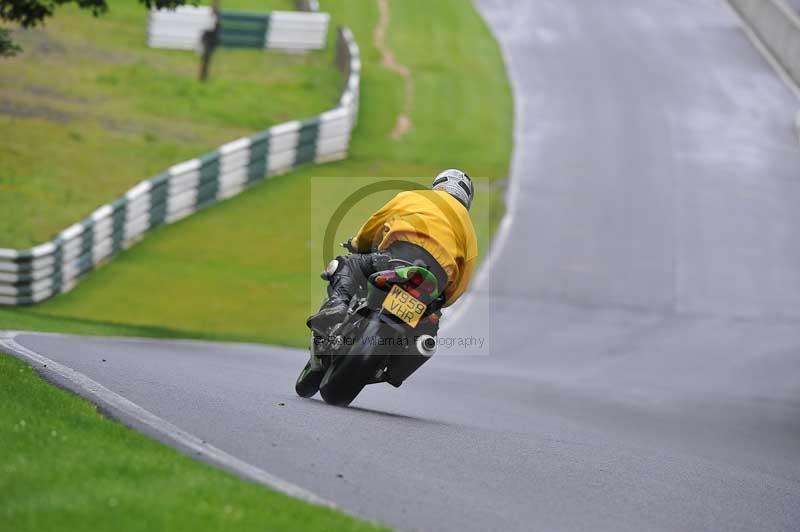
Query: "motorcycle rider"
304 169 478 374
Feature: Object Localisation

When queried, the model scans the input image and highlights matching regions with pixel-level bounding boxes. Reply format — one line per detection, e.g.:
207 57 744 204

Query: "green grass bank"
0 353 384 531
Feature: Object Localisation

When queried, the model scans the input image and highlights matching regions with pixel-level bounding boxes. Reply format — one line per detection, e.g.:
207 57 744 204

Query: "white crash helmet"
431 168 474 210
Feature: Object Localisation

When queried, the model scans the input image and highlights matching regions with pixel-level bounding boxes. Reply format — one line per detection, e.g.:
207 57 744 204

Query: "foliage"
0 26 20 55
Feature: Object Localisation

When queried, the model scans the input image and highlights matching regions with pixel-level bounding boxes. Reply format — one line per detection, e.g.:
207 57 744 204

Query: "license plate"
382 285 427 327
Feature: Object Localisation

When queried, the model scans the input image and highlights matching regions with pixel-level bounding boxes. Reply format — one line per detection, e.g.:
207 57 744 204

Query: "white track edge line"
6 329 297 351
0 331 335 508
725 1 800 99
723 0 800 145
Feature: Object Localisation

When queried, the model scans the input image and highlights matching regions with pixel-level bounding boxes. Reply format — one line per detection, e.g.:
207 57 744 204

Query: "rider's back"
352 190 478 305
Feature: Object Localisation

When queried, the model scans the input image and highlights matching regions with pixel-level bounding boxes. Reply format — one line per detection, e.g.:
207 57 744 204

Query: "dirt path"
373 0 414 140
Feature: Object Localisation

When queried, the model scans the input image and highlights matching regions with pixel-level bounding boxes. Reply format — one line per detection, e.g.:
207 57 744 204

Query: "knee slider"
320 258 341 281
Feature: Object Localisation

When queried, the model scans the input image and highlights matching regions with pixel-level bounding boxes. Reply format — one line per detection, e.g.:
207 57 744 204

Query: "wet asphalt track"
6 0 800 530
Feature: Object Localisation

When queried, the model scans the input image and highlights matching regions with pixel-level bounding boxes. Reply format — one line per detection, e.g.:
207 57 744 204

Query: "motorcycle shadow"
305 397 450 427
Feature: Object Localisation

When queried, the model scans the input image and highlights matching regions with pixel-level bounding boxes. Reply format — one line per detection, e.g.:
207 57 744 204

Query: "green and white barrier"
0 26 360 306
147 6 329 51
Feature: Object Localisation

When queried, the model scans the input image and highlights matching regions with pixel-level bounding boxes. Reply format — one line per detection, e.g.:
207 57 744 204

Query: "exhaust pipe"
387 335 438 388
416 335 437 357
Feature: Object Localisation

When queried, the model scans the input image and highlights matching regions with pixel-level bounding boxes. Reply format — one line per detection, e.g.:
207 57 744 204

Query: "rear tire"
319 361 366 406
319 319 386 406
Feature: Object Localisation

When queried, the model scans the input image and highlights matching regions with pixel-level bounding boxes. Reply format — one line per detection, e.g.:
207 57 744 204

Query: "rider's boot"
306 255 365 336
306 298 349 337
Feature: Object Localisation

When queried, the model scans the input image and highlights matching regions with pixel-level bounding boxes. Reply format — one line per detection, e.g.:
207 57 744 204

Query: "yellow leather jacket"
352 190 478 306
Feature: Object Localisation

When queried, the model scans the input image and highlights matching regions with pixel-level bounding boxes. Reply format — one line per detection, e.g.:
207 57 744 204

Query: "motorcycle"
295 258 443 406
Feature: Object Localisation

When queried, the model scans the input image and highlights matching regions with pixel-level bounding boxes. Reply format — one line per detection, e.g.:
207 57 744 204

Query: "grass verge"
0 352 384 531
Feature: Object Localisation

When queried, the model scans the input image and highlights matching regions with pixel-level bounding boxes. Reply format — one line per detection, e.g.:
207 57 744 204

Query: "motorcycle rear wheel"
319 319 386 406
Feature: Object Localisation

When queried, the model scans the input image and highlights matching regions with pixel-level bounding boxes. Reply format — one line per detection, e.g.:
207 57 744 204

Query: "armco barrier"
147 6 329 51
727 0 800 89
0 27 360 306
